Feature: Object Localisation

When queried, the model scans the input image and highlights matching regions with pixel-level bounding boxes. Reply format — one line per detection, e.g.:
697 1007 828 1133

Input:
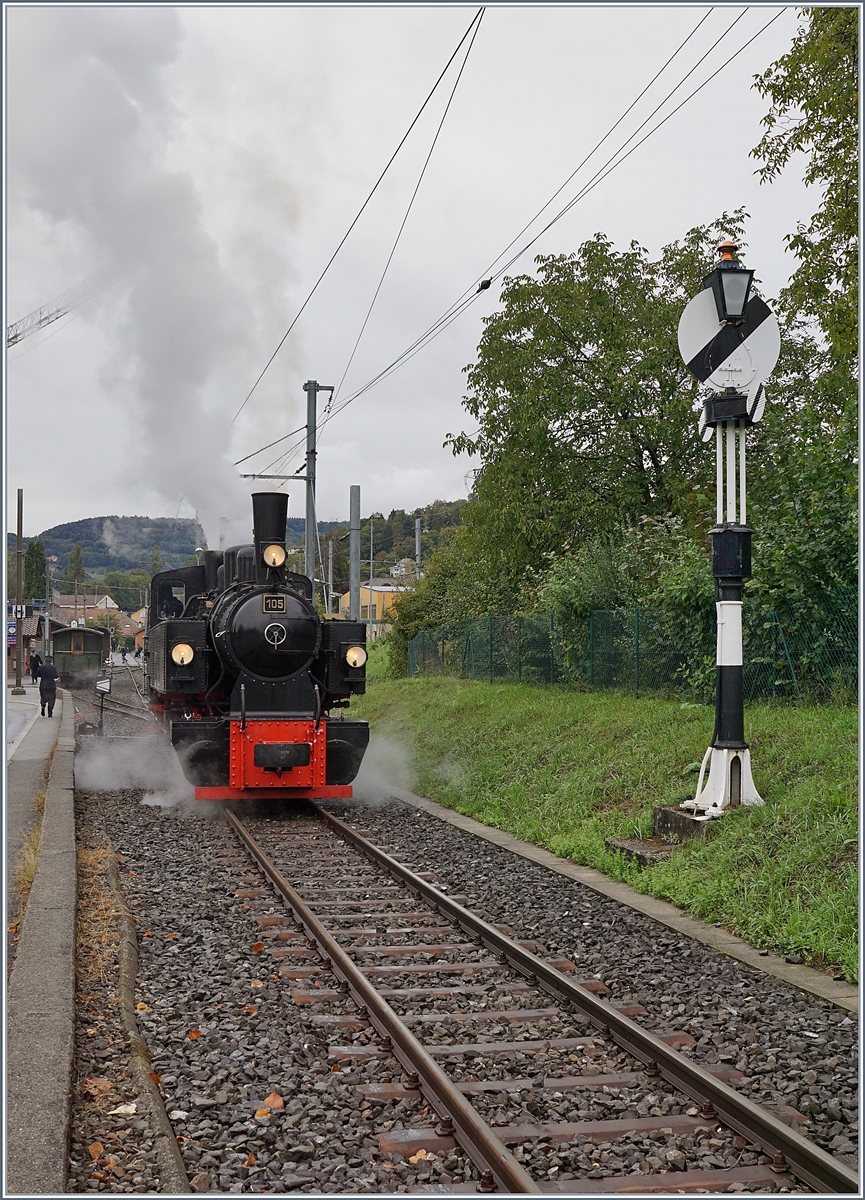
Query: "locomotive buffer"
677 241 780 816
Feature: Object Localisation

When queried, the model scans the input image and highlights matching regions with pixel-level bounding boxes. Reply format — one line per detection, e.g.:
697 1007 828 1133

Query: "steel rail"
317 805 859 1195
224 810 541 1194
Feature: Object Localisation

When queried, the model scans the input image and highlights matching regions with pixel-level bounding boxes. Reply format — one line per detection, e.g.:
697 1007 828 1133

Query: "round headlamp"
171 643 195 666
263 544 287 568
345 645 367 668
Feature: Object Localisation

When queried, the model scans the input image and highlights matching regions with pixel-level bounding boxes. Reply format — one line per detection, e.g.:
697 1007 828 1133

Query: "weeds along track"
225 805 857 1195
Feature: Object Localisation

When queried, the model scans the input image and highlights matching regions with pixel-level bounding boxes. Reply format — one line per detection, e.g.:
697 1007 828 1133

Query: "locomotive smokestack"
252 492 289 584
204 550 222 592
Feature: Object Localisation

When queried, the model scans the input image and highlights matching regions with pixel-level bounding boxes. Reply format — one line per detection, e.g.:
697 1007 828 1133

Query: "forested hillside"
7 515 206 572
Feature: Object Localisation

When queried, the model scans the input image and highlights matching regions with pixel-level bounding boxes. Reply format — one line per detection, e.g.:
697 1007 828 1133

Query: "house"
337 578 408 641
52 603 142 646
130 606 147 626
55 593 119 612
390 557 417 579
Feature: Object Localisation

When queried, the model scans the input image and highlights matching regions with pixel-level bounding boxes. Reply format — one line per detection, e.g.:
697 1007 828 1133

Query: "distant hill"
8 501 464 572
285 518 345 545
7 515 207 572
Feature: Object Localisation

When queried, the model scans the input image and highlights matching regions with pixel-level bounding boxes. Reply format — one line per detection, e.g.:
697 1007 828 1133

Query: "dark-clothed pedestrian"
37 657 60 717
30 651 43 684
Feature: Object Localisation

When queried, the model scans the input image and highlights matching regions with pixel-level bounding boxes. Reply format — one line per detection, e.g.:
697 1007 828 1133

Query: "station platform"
6 684 75 1194
6 683 63 923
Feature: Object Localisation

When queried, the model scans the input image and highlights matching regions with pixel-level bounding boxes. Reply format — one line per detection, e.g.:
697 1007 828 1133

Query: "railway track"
223 804 857 1195
73 689 151 722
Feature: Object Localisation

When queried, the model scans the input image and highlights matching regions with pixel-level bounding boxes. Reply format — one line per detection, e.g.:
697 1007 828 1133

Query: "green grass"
352 673 858 981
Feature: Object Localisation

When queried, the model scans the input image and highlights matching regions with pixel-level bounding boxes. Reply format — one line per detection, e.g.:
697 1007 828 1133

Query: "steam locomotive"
145 492 369 801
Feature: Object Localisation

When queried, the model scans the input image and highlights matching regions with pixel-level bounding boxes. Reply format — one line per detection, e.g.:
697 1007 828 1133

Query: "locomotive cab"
146 492 369 801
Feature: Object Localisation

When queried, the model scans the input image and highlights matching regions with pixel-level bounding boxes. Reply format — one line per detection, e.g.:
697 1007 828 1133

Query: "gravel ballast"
68 679 857 1191
326 798 859 1169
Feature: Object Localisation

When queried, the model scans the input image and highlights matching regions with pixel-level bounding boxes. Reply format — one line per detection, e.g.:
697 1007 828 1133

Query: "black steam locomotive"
145 492 369 801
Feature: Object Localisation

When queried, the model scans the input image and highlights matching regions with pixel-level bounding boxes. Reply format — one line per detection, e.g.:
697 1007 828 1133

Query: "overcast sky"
5 3 815 548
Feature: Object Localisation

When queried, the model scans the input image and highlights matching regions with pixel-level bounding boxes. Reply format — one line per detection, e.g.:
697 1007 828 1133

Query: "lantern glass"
719 269 753 320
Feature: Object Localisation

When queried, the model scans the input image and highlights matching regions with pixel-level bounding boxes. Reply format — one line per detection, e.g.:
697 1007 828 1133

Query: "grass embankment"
354 662 858 980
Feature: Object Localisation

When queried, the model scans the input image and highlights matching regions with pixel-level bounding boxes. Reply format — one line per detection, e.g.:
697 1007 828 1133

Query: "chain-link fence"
407 592 857 702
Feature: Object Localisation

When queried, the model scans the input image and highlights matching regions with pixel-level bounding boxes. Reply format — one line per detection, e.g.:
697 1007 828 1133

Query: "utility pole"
302 379 333 585
368 511 383 641
327 538 334 616
44 560 52 660
12 489 26 693
415 517 422 580
349 486 360 621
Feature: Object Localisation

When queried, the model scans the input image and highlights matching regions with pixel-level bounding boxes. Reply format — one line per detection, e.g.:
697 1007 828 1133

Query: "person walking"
37 656 60 717
30 650 43 685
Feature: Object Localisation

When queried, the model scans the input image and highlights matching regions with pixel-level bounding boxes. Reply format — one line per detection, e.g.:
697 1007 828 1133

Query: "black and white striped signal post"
677 241 780 816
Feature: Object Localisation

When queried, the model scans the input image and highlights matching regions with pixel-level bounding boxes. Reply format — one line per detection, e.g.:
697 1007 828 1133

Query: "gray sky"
5 4 814 547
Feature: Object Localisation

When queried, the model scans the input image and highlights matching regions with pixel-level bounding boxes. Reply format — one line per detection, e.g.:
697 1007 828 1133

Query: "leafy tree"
24 540 47 601
748 9 857 616
86 612 123 639
148 545 163 578
746 327 857 613
445 215 747 596
7 550 18 600
752 7 858 361
64 542 87 583
100 570 149 611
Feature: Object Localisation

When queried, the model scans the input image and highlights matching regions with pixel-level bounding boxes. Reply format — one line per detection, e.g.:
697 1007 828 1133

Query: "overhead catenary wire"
314 6 785 432
330 8 486 410
234 424 306 467
229 6 485 427
237 3 707 470
321 8 757 422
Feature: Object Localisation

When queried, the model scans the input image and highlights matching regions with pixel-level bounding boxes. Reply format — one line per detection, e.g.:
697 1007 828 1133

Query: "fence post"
442 633 446 674
489 615 494 683
589 611 594 689
773 610 801 699
420 630 425 674
549 613 554 684
635 607 640 696
517 616 522 683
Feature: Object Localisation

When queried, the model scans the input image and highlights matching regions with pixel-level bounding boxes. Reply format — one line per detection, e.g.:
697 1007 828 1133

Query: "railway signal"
677 241 780 816
95 674 111 737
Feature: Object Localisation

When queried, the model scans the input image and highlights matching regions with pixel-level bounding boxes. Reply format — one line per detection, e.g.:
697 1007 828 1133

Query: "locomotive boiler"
145 492 369 801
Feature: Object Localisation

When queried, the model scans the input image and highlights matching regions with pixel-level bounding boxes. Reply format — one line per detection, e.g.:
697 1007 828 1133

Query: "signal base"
682 746 763 816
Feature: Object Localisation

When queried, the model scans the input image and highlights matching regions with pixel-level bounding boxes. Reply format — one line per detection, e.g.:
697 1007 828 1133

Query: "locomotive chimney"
204 550 222 592
252 492 289 584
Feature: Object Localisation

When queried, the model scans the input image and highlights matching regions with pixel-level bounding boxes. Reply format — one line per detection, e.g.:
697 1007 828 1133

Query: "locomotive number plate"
263 594 286 614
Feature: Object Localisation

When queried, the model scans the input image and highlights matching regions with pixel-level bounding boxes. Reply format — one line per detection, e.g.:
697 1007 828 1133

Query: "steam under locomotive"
145 492 369 801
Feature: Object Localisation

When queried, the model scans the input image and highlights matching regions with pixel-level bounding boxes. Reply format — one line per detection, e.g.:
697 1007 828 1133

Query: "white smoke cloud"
6 7 290 548
75 732 194 807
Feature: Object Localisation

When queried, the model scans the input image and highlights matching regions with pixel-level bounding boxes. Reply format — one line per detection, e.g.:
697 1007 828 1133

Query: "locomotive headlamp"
345 645 367 668
171 643 195 666
263 543 287 568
